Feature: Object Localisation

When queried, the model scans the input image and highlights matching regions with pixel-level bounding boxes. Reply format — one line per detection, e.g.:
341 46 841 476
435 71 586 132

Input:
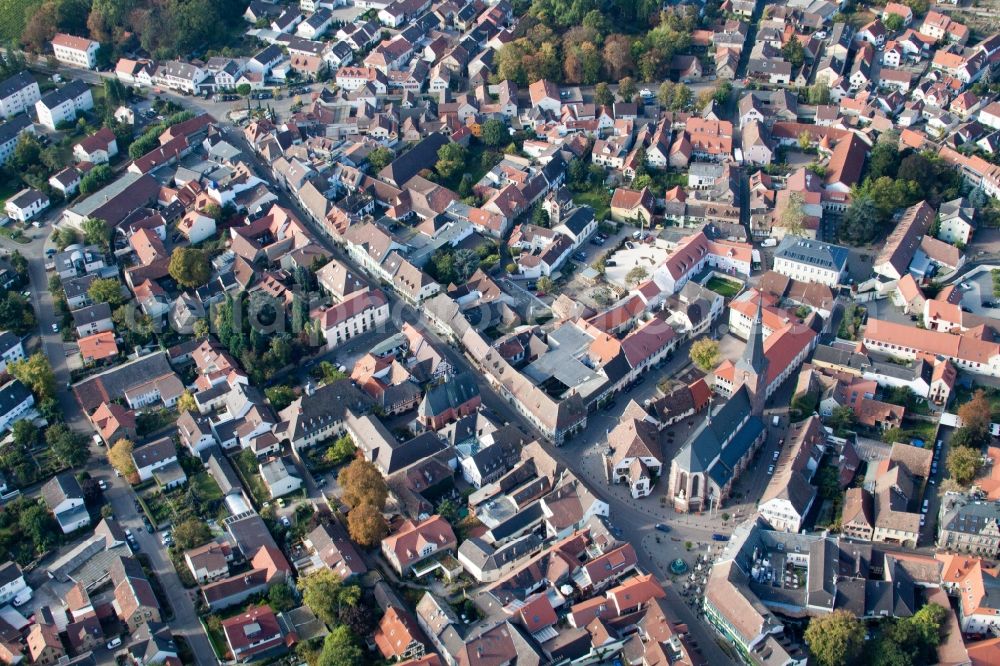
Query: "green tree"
884 14 904 32
300 569 361 627
193 319 210 338
808 82 831 105
81 217 111 249
840 196 881 245
804 610 865 666
828 406 857 434
168 247 211 288
11 420 38 448
324 434 356 466
9 354 55 400
594 82 614 106
46 424 88 469
267 583 296 613
536 276 554 293
689 338 720 372
367 146 393 171
436 142 467 181
618 76 637 102
657 81 676 108
103 78 129 107
265 385 297 411
782 38 806 68
88 277 124 307
173 517 213 550
713 81 733 106
79 164 113 196
947 445 983 486
236 83 252 97
18 502 60 555
0 294 35 336
318 625 363 666
868 141 899 180
480 119 506 147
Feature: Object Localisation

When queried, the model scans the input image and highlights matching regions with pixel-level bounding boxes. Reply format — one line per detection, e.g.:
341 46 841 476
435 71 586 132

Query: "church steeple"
735 295 768 414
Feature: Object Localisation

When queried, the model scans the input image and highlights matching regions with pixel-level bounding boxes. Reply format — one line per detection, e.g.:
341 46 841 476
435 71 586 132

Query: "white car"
107 637 122 650
767 465 775 475
51 323 58 333
640 88 654 98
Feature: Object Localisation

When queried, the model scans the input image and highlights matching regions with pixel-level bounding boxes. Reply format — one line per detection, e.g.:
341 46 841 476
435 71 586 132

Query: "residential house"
0 71 40 117
0 379 33 433
73 127 118 164
5 188 49 222
259 456 303 498
51 33 99 69
35 80 94 130
382 515 457 576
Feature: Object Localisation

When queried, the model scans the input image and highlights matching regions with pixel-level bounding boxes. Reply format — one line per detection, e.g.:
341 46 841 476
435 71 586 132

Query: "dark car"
655 523 671 533
712 533 729 542
573 251 587 261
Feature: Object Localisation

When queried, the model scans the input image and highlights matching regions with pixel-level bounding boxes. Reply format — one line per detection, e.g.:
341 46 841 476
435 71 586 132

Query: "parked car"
711 533 729 542
767 465 775 475
107 637 122 650
98 480 107 490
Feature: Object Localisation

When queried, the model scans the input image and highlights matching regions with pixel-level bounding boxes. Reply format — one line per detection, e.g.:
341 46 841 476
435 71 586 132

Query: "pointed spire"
737 296 768 377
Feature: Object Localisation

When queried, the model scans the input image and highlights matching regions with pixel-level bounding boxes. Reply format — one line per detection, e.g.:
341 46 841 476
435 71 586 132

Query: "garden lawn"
704 276 742 298
233 451 271 505
0 179 20 209
190 471 224 504
572 188 612 221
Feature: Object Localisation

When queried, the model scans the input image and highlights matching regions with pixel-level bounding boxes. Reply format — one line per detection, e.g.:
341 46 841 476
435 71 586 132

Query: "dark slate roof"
0 71 35 99
775 236 849 272
418 372 479 418
674 386 755 475
71 302 112 327
37 80 90 109
42 471 83 508
0 114 33 146
0 378 31 416
0 561 22 588
380 432 446 475
378 133 449 187
558 207 595 236
0 330 20 355
73 351 175 414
